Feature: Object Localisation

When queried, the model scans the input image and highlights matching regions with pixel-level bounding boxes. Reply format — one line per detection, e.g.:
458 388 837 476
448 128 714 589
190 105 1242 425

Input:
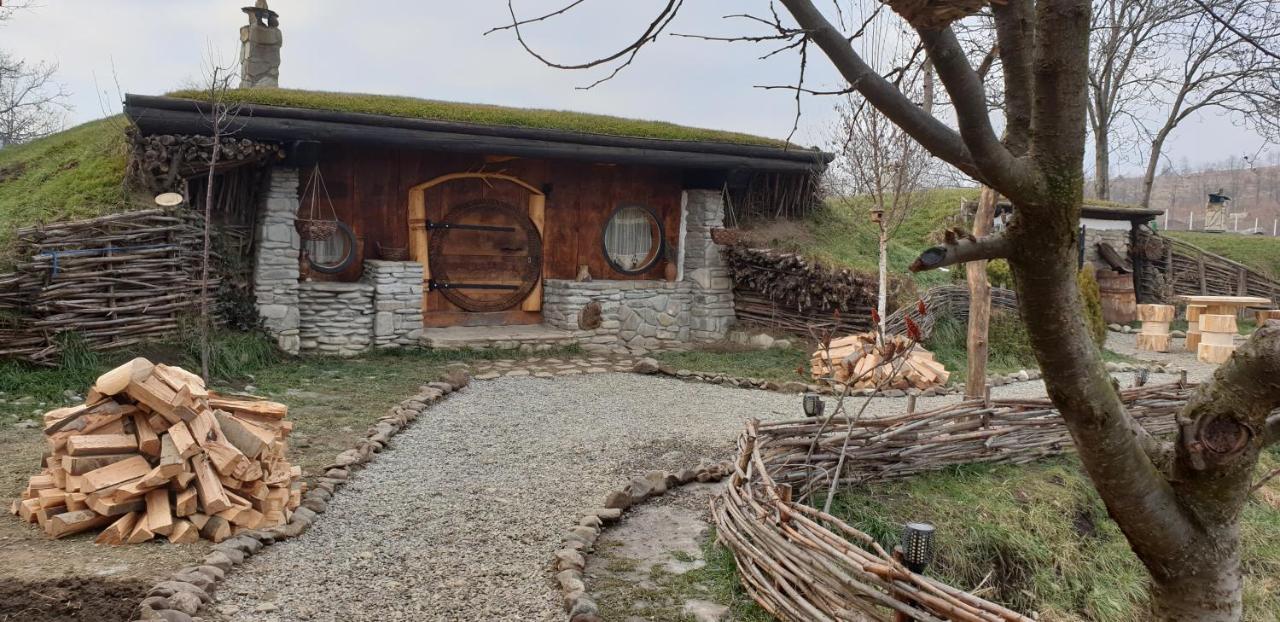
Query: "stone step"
421 325 579 351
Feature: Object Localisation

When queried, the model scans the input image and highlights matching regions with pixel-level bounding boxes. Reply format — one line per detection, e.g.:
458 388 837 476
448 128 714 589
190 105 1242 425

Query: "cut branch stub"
909 235 1011 272
882 0 994 30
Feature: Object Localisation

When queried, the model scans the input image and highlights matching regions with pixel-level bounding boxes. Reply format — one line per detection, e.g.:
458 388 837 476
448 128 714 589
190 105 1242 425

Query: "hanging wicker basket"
298 219 338 241
298 164 341 242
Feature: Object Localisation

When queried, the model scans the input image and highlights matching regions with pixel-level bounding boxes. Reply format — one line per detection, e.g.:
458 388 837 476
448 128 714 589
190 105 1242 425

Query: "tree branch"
991 0 1034 154
908 233 1011 272
779 0 984 182
918 27 1031 197
1265 413 1280 447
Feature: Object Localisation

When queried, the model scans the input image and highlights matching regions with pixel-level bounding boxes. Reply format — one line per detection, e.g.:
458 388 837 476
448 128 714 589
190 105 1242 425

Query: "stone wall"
1083 225 1132 267
298 282 373 357
682 189 735 341
544 280 693 354
366 260 424 348
254 167 302 354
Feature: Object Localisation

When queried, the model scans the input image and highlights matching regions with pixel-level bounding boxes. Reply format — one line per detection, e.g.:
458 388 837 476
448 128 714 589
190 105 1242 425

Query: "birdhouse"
870 207 884 224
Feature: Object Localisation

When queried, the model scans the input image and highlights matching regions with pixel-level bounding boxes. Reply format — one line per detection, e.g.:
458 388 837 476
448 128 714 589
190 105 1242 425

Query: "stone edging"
552 460 735 622
130 372 471 622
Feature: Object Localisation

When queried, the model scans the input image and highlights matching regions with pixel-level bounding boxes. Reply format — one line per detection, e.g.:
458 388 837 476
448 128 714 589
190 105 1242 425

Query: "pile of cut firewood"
810 333 950 390
10 358 301 544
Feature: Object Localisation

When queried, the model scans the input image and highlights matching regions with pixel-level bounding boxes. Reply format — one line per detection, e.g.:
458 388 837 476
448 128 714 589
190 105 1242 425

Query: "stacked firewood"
724 244 878 335
10 358 301 544
810 333 950 390
127 131 282 192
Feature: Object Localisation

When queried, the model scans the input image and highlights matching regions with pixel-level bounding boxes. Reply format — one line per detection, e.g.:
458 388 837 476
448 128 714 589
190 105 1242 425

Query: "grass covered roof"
162 88 793 148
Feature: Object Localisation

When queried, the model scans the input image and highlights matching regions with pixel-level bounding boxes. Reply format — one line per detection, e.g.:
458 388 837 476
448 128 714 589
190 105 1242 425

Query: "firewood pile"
10 358 302 544
810 332 949 389
0 209 212 364
724 244 877 335
127 131 282 192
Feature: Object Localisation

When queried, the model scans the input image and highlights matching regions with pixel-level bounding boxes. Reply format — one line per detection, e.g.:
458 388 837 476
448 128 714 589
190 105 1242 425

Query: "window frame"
302 220 359 275
600 203 665 276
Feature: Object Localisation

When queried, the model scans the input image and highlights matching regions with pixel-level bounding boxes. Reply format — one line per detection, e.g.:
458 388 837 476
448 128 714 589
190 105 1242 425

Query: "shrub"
1077 264 1107 350
986 259 1014 289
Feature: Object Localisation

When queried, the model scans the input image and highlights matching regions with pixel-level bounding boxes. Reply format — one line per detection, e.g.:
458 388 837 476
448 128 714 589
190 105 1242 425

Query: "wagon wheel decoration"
427 199 542 313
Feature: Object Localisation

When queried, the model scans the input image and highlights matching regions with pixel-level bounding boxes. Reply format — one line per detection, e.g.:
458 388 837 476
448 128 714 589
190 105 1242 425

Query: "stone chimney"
239 0 282 88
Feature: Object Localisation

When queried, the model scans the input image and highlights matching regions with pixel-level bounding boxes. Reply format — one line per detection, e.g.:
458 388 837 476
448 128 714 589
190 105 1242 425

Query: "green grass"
826 451 1280 621
655 345 811 384
164 88 793 147
739 187 980 294
1165 231 1280 279
0 116 140 266
925 312 1038 384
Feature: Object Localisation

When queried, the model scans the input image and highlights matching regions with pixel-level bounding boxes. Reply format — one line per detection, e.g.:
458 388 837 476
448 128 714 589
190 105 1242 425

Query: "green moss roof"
0 116 144 266
163 88 792 148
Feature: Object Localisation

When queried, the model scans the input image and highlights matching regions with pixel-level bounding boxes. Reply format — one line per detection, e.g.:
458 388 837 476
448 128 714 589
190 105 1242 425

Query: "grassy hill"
1164 230 1280 278
738 187 979 293
0 116 140 266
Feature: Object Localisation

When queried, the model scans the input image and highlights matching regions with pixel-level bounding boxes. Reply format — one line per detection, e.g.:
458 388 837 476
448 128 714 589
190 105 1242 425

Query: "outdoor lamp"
900 522 936 573
802 392 824 418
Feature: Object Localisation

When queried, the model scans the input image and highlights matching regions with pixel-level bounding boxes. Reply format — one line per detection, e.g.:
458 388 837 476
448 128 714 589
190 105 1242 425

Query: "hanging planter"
298 164 340 241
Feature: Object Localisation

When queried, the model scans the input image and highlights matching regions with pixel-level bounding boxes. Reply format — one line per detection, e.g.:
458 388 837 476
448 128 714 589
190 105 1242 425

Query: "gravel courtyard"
211 374 802 622
208 336 1212 622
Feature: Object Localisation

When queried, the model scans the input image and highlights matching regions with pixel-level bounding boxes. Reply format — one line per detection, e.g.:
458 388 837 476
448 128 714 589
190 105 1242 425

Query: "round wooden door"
428 199 542 312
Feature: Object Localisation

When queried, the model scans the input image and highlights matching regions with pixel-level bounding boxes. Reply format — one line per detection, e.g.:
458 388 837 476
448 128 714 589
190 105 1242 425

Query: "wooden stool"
1255 309 1280 326
1136 304 1174 352
1198 314 1237 364
1185 304 1205 351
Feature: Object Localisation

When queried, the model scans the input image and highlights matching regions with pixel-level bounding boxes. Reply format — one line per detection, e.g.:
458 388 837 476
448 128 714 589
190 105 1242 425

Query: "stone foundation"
366 260 423 348
544 280 694 353
298 282 374 356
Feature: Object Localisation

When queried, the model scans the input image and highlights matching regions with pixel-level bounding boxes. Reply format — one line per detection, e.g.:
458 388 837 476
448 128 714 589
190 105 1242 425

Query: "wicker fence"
0 209 214 364
1136 230 1280 305
713 381 1193 622
883 284 1018 339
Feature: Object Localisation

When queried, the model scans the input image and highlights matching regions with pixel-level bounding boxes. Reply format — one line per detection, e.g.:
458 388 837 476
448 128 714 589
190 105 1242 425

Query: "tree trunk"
1148 537 1242 621
1140 129 1172 208
965 186 997 398
877 222 888 332
1093 129 1110 200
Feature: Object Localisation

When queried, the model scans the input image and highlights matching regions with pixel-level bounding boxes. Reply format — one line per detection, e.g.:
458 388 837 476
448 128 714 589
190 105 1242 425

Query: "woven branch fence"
0 209 215 364
1135 229 1280 305
883 284 1018 339
713 381 1194 622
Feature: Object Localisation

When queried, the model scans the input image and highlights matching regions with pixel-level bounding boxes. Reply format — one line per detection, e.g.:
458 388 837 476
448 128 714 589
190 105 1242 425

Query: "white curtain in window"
604 207 654 270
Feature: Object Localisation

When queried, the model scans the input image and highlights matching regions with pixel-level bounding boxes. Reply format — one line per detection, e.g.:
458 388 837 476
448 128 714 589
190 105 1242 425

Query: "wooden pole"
965 187 997 399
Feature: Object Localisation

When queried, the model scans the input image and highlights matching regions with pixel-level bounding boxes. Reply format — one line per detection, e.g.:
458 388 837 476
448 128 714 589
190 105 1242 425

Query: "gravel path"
212 374 803 622
210 340 1212 622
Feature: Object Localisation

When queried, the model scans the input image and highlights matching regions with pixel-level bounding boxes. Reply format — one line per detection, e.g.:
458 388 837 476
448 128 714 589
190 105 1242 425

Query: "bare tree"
1138 0 1280 207
499 0 1280 618
828 18 933 329
195 62 241 381
1086 0 1189 199
0 6 70 147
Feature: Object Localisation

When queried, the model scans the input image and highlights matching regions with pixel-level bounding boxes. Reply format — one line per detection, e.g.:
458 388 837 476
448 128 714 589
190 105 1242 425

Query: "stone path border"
129 372 471 622
551 460 736 622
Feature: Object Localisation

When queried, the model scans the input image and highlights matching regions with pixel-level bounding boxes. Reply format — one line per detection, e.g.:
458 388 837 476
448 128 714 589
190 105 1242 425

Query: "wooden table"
1177 296 1273 363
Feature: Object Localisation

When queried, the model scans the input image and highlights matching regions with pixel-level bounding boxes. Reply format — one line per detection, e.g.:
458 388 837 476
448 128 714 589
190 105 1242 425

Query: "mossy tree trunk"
780 0 1280 617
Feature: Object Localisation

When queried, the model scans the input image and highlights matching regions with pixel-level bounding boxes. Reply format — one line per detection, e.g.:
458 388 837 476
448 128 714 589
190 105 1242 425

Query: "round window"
602 205 663 275
302 220 358 274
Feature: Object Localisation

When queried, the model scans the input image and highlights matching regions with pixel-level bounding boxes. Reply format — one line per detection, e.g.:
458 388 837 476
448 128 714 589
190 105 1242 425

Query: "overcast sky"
1 1 1270 177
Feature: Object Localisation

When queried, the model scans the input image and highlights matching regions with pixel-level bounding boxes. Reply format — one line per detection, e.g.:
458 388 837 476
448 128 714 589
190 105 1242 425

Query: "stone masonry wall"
298 282 374 357
254 167 302 355
544 280 693 354
682 189 735 341
1083 226 1131 268
366 260 424 348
